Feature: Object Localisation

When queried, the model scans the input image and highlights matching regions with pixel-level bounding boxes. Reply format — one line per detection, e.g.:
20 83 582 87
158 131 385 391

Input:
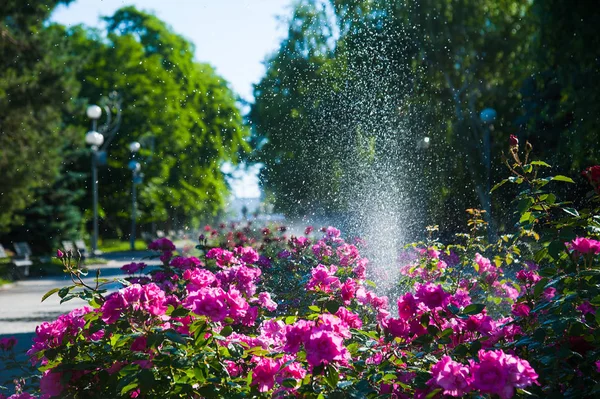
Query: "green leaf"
469 340 482 354
426 388 442 399
530 160 551 167
308 305 321 312
534 278 549 297
491 179 508 193
518 198 534 214
548 241 566 260
220 326 233 337
447 304 460 315
41 288 61 302
440 328 454 338
57 286 71 299
170 306 189 317
324 365 339 389
562 207 580 217
552 175 575 183
120 382 138 395
519 212 532 224
463 304 485 315
325 300 341 314
282 378 297 388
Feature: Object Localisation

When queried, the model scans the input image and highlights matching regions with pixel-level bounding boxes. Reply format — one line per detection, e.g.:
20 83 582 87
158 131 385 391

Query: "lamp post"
85 106 103 255
480 107 497 240
85 93 122 255
128 142 142 251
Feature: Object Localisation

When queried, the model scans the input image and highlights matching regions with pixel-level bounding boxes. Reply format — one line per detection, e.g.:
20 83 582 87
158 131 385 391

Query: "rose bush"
1 139 599 398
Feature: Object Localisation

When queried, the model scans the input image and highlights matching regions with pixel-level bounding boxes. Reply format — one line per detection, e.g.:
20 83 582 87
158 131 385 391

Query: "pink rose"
304 329 347 367
567 237 600 255
428 356 472 397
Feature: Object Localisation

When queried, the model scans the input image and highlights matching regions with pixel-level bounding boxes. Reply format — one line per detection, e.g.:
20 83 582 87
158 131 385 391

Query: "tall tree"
0 0 79 232
73 7 250 236
252 0 542 236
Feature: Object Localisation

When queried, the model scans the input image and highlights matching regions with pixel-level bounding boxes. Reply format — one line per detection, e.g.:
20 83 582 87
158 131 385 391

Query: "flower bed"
1 140 599 398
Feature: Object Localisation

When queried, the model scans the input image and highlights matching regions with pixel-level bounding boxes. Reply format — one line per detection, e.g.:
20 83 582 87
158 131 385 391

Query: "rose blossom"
511 303 531 318
251 357 279 392
415 283 450 309
304 329 347 367
567 237 600 255
428 356 472 397
397 292 418 320
474 253 496 274
0 337 17 351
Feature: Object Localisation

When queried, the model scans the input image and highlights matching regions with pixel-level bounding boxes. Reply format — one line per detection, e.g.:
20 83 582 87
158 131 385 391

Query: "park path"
0 252 161 335
0 251 164 385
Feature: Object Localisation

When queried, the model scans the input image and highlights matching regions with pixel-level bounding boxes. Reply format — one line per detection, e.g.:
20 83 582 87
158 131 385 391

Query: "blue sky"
52 0 293 101
52 0 294 198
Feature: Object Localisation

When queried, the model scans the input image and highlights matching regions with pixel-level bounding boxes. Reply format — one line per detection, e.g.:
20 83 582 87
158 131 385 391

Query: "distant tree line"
251 0 600 237
0 1 249 252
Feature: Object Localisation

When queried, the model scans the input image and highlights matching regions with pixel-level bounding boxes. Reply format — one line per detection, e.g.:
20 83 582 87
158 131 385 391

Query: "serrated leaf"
41 288 61 302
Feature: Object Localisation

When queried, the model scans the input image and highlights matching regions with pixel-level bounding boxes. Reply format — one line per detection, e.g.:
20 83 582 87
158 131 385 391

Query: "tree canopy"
0 0 79 232
0 3 250 250
251 0 600 236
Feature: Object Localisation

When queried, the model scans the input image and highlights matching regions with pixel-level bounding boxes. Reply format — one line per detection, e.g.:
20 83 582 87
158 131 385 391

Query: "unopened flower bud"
509 134 519 147
56 249 64 259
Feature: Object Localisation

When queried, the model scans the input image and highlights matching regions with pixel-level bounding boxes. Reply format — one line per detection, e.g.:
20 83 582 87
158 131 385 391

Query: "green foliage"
0 0 79 232
251 0 599 233
8 168 86 254
0 3 252 243
72 7 251 234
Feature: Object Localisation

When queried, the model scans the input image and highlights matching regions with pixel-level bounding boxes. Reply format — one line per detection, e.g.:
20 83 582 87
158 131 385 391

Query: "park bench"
141 232 154 245
61 240 89 259
11 242 34 277
61 240 75 253
74 240 89 258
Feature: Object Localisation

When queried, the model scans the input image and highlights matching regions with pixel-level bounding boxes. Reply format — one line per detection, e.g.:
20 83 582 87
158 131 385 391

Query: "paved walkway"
0 252 164 386
0 253 160 335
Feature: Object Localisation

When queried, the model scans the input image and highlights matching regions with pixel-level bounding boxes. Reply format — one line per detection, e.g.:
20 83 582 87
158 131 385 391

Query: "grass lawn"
98 239 147 253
